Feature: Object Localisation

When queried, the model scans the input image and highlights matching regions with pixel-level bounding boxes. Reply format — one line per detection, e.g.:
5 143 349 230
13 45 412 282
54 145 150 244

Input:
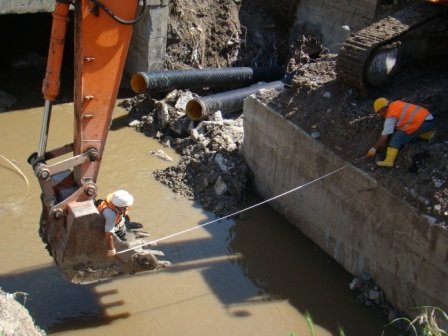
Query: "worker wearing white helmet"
97 190 134 257
367 98 436 167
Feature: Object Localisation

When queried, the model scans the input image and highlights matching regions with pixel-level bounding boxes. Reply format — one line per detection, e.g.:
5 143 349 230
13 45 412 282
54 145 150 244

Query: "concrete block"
294 0 377 52
124 4 169 79
0 0 54 14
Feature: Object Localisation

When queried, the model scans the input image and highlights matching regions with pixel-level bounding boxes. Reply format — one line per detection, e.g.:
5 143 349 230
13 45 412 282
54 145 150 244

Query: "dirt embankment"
0 290 46 336
129 0 448 226
263 55 448 227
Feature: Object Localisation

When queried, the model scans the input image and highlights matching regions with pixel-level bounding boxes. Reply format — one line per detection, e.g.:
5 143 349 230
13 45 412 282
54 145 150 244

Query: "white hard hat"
111 190 134 207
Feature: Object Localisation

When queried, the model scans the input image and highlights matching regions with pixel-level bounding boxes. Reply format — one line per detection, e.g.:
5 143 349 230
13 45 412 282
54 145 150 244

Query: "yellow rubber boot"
418 131 435 142
376 147 399 167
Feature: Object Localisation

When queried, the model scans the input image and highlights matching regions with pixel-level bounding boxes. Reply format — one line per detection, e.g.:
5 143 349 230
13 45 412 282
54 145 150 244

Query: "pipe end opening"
186 100 204 121
131 73 147 93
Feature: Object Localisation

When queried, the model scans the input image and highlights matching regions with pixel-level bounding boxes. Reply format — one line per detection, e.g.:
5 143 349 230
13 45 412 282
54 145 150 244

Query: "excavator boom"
28 0 168 284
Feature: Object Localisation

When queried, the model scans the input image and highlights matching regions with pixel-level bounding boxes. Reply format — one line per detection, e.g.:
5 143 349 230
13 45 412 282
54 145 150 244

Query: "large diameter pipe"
131 67 285 93
185 80 285 121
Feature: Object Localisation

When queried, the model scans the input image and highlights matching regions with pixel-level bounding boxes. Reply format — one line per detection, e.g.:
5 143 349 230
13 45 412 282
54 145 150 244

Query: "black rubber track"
335 2 445 90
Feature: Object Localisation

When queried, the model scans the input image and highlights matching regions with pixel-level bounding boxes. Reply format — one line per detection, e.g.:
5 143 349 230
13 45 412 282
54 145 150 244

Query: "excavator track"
336 2 448 90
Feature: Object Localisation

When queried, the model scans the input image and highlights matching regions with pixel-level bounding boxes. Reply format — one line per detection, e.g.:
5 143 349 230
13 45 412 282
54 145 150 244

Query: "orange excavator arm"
28 0 166 285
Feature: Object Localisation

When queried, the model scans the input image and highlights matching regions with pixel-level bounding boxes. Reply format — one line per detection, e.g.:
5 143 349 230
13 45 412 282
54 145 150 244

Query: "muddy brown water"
0 102 400 335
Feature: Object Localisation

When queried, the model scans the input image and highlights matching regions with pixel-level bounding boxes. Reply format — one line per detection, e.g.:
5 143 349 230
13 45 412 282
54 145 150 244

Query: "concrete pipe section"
131 66 285 93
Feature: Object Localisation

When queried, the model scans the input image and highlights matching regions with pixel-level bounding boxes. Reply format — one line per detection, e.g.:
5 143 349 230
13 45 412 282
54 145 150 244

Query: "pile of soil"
0 290 46 335
122 92 248 218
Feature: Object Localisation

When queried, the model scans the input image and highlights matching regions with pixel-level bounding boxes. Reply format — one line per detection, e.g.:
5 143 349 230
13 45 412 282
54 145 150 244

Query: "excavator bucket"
39 198 170 284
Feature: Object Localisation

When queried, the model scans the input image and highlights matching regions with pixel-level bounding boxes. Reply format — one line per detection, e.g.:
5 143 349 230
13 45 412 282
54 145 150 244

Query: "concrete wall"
0 0 54 14
124 0 169 81
294 0 377 53
242 96 448 314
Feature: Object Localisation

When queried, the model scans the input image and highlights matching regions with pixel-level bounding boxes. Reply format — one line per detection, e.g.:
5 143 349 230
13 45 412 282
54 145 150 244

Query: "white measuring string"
118 159 361 254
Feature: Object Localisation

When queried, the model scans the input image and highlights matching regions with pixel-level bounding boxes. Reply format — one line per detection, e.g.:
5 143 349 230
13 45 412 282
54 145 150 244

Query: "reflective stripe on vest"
386 100 430 134
397 103 421 132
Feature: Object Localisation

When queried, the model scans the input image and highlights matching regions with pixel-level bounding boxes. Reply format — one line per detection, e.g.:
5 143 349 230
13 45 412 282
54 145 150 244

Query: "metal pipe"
185 80 285 121
131 67 285 93
38 100 53 158
38 1 71 158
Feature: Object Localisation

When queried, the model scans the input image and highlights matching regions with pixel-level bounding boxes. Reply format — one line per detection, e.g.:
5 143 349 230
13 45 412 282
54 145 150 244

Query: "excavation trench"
242 96 448 316
1 1 447 334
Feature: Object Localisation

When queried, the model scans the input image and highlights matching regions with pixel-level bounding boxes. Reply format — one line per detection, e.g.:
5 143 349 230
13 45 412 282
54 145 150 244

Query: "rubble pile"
121 90 249 217
349 273 410 331
0 290 46 336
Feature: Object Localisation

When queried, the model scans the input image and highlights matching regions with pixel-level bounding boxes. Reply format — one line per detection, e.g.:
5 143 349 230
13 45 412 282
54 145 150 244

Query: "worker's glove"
107 248 116 257
367 147 377 157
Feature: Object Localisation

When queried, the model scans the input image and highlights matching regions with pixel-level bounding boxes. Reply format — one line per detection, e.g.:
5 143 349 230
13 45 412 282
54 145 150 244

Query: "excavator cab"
28 0 170 284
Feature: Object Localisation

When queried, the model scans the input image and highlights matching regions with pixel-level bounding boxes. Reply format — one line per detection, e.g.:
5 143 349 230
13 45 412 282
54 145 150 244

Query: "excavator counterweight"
29 0 169 284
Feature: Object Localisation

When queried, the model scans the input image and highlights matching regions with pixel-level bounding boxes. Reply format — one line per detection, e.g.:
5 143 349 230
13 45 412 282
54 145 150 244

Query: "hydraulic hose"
185 80 286 121
131 67 285 93
90 0 146 25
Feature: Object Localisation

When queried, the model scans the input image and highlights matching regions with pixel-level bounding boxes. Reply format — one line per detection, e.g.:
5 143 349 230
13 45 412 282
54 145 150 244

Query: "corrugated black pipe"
131 67 285 93
185 80 286 121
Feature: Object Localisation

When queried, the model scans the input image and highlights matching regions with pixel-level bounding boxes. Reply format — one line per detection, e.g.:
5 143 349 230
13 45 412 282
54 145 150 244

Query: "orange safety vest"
97 193 131 226
386 100 430 134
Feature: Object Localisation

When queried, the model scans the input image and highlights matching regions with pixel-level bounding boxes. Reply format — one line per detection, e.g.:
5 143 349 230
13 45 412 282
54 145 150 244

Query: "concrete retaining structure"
294 0 377 53
124 0 169 81
0 0 54 14
242 96 448 314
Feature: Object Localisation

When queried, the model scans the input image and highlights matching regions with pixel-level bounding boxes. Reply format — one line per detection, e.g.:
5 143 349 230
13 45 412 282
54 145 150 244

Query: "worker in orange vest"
367 98 436 167
97 190 134 257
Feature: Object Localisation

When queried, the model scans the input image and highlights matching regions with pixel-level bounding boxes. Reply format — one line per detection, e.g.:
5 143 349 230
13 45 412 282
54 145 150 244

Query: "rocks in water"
122 92 248 217
349 272 409 331
0 89 17 112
